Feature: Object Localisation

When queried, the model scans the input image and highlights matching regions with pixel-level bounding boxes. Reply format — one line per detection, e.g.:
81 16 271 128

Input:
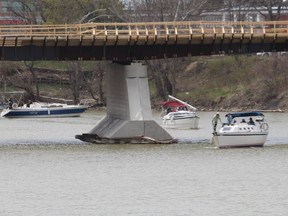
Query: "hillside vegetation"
171 55 288 111
1 55 288 112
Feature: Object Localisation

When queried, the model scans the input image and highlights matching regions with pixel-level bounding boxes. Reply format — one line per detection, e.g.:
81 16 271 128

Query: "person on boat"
8 98 13 109
241 119 246 123
27 100 32 108
167 107 172 114
248 117 255 125
212 112 222 133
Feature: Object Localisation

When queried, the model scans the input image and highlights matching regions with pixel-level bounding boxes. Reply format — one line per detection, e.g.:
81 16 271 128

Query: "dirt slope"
172 55 288 111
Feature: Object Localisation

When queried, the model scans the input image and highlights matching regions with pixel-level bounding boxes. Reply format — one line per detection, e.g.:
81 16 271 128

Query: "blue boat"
1 102 87 118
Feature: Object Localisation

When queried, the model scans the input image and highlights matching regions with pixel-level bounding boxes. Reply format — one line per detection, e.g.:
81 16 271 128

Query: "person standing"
212 112 222 133
8 98 13 109
27 100 32 108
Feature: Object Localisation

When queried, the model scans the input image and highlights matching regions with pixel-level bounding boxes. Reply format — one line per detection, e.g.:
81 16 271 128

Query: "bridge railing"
0 21 287 43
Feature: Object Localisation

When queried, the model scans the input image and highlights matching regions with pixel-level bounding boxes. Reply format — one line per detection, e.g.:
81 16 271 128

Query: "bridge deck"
0 21 287 60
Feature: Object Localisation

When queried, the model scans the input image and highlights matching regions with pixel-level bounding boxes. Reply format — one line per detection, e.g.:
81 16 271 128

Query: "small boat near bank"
161 95 199 129
211 111 269 148
1 102 87 118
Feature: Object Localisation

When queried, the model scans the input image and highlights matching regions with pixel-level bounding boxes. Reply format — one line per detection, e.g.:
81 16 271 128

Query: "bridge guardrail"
0 21 287 47
0 21 287 36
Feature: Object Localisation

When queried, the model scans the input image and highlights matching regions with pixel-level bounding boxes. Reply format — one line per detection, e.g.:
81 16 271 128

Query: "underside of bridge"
76 62 176 144
0 42 287 61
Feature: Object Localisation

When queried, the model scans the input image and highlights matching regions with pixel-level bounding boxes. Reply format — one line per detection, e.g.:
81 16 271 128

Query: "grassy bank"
171 55 288 111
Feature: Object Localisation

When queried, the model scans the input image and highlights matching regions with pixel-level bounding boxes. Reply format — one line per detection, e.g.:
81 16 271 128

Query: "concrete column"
76 62 175 144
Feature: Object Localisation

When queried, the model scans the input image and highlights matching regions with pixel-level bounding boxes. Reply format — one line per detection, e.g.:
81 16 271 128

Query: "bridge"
1 21 288 61
2 21 287 144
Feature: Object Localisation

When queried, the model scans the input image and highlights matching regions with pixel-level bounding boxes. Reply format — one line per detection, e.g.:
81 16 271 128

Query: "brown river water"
0 110 288 215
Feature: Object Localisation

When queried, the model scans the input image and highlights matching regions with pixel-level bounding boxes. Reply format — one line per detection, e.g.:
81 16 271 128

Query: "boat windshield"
0 91 25 108
225 112 265 124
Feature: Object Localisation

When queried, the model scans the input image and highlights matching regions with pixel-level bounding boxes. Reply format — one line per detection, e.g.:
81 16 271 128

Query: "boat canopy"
161 100 186 108
225 111 264 118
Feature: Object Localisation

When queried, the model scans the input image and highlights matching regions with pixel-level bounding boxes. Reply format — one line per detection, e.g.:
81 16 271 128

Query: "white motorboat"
211 111 269 148
161 95 199 129
1 102 87 118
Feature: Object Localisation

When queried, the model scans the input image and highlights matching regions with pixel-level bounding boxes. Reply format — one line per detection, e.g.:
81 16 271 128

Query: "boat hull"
1 106 87 118
162 117 199 129
212 133 268 148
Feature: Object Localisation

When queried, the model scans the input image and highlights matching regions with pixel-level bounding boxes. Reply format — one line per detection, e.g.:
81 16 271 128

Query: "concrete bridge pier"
76 62 175 144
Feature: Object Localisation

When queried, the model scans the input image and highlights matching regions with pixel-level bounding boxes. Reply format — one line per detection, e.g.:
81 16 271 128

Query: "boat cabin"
224 111 265 125
220 111 268 133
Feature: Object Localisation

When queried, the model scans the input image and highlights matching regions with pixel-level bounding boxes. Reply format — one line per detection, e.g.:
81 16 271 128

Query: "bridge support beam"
76 62 175 144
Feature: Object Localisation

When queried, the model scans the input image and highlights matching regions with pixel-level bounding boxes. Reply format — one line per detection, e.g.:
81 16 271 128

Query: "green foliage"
179 86 236 101
42 0 87 23
39 83 68 93
31 61 98 71
149 80 157 97
172 55 288 110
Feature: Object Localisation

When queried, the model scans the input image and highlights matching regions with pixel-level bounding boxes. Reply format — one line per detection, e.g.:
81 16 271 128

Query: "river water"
1 111 288 215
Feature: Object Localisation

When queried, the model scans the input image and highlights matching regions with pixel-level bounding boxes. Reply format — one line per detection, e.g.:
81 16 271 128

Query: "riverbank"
1 55 287 112
158 55 288 112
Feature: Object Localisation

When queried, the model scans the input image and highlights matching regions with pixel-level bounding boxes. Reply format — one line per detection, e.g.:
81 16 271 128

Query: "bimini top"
161 100 186 108
225 111 264 118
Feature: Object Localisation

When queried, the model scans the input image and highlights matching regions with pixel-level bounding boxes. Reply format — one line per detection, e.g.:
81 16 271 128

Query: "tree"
126 0 208 22
77 0 125 23
67 62 82 104
8 0 124 24
7 0 44 24
220 0 252 21
0 62 37 101
249 0 288 21
40 0 124 24
65 61 106 105
23 61 40 100
82 62 106 105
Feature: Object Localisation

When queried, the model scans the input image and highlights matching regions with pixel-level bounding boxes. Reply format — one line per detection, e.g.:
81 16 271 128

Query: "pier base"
76 62 175 144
